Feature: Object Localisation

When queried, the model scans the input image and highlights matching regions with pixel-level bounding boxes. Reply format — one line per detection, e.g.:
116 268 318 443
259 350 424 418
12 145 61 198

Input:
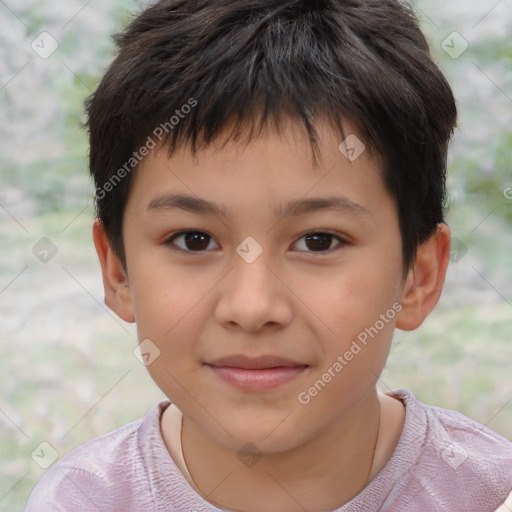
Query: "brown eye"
304 233 333 251
167 231 219 252
165 230 346 255
293 232 346 254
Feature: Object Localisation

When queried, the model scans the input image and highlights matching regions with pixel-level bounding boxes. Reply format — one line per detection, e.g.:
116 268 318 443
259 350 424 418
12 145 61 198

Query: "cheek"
134 276 209 402
297 312 396 420
309 264 399 342
130 261 203 336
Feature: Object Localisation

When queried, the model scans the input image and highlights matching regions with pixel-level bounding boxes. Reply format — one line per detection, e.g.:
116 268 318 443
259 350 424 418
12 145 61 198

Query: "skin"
93 117 451 512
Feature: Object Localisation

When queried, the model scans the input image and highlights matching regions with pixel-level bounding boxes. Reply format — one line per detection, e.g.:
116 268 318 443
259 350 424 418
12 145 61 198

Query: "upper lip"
206 355 308 370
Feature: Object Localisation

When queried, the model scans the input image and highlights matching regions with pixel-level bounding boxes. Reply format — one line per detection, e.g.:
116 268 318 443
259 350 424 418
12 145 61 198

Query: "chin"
213 411 312 454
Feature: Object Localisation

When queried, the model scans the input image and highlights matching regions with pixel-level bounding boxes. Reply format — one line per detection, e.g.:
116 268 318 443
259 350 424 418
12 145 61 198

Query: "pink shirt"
25 388 512 511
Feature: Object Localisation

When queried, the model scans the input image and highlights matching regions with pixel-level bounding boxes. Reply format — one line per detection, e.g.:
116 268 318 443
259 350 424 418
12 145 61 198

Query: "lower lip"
206 365 308 391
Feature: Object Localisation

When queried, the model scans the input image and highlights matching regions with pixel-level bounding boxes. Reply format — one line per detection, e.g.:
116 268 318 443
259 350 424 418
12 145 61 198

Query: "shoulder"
25 401 171 511
425 397 512 472
392 389 512 511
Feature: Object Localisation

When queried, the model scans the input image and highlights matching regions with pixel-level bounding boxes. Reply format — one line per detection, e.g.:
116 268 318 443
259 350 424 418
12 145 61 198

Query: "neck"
178 388 395 512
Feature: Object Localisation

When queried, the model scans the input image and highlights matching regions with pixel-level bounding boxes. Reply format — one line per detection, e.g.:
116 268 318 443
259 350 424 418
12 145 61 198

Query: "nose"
214 252 293 333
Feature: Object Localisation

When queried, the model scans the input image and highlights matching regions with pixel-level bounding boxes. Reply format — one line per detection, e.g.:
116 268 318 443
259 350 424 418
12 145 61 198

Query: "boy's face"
119 118 408 453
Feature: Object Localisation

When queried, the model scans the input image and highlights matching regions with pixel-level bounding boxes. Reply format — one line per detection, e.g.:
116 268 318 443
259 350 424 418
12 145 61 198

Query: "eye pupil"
305 233 332 251
185 232 210 251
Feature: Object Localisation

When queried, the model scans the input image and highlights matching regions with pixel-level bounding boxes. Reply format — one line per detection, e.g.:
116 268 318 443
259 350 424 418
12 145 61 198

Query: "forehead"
126 117 387 221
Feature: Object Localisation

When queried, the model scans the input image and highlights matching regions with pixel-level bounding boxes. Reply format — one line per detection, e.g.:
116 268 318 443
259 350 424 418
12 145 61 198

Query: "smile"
205 355 309 392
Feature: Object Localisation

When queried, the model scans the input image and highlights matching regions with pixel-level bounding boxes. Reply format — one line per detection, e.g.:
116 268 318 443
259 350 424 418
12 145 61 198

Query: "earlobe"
92 218 136 323
395 223 451 331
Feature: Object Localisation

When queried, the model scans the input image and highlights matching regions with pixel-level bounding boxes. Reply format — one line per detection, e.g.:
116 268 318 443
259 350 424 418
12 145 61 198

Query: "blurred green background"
1 0 511 510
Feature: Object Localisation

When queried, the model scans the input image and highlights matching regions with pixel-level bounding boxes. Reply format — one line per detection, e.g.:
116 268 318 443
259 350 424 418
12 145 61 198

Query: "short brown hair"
85 0 457 272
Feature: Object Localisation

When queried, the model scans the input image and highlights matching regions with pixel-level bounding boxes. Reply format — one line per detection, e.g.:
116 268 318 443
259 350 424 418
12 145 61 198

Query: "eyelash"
164 230 348 255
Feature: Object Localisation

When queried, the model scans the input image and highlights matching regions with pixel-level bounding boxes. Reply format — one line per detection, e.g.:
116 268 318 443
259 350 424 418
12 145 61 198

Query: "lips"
205 354 309 391
207 354 307 370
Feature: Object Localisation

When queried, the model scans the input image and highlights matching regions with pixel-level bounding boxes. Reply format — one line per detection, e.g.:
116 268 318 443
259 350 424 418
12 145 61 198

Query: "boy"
26 0 512 510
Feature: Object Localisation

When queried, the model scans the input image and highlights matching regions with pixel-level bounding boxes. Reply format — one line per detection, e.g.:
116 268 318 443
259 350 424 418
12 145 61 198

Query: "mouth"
204 355 310 392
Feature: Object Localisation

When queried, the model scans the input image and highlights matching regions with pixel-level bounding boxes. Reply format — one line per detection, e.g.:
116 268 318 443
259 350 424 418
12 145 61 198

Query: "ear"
92 218 135 323
395 223 451 331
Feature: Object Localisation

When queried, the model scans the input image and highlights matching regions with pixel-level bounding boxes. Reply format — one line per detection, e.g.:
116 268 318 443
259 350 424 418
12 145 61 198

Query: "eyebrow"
147 193 370 219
